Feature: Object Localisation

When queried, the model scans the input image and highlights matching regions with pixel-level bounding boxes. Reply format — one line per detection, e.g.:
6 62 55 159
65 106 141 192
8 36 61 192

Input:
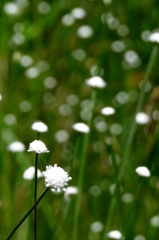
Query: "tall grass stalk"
72 89 96 240
6 188 49 240
34 153 38 240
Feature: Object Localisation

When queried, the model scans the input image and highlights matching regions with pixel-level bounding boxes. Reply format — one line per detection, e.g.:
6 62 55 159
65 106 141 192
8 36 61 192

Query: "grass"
1 0 159 240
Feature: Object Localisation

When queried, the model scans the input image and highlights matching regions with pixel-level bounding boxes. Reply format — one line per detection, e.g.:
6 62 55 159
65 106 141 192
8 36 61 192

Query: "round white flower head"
101 107 116 116
85 76 107 88
27 140 49 154
135 166 150 177
149 32 159 44
107 230 122 239
31 121 48 132
72 122 90 133
64 186 78 201
7 141 25 152
23 166 43 180
42 164 72 192
135 112 150 125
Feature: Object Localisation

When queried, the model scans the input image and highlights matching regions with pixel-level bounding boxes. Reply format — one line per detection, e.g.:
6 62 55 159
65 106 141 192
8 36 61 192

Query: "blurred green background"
1 0 159 239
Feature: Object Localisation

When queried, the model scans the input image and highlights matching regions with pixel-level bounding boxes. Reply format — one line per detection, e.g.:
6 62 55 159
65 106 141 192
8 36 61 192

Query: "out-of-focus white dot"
153 110 159 120
86 76 107 88
19 101 32 112
117 25 129 36
15 0 29 8
77 25 93 38
59 104 72 116
123 50 141 68
103 0 112 5
7 141 25 152
72 122 90 133
105 136 112 145
80 109 91 121
71 7 86 19
55 130 69 143
139 80 151 92
3 2 20 15
31 121 48 132
116 91 129 104
135 166 151 177
0 94 2 101
20 55 33 67
44 77 57 89
36 60 49 72
37 2 51 14
93 141 104 152
141 30 151 42
12 33 25 45
90 185 101 197
107 16 119 29
23 166 43 180
150 215 159 228
64 186 78 201
25 67 40 79
110 123 123 135
134 235 146 240
43 92 54 104
66 94 79 106
72 49 86 61
111 40 126 52
4 114 17 125
90 65 104 77
135 112 150 125
149 32 159 44
61 14 75 26
101 107 115 116
13 23 24 32
94 116 107 132
122 193 134 203
90 221 104 233
80 99 92 109
107 230 122 239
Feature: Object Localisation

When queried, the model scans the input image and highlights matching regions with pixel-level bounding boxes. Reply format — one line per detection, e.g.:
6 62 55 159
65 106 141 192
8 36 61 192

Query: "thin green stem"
34 153 38 240
6 188 49 240
72 89 96 240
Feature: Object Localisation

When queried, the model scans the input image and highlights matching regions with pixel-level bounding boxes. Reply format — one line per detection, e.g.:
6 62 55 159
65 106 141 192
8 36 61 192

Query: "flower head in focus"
85 76 107 88
42 164 72 192
31 121 48 132
27 140 49 154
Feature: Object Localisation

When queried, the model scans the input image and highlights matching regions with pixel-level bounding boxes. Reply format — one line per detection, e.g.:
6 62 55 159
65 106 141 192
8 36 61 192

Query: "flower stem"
72 89 96 240
34 153 38 240
6 188 49 240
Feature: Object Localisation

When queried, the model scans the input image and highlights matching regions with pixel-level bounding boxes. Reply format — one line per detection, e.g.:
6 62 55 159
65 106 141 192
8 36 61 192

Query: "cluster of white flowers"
42 164 72 192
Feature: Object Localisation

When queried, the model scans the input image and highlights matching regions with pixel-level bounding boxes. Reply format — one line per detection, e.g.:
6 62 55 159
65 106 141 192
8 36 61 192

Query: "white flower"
7 141 25 152
27 140 49 154
23 166 43 180
149 32 159 43
135 166 150 177
101 107 115 115
64 186 78 201
43 164 72 192
135 112 150 125
72 122 90 133
31 121 48 132
107 230 122 239
85 76 107 88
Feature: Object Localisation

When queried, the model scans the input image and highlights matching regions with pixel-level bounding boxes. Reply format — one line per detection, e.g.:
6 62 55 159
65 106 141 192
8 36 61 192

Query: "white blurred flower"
31 121 48 132
64 186 78 201
90 221 104 233
101 107 115 115
23 166 43 180
135 166 150 177
72 122 90 133
150 215 159 228
55 130 69 143
0 94 2 101
27 140 49 154
107 230 122 239
71 7 86 19
7 141 25 152
3 2 20 15
86 76 107 88
135 112 150 125
77 25 93 38
149 32 159 43
42 164 72 192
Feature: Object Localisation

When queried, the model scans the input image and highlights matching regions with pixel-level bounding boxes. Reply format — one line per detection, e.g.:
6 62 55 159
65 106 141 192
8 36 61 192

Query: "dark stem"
34 153 38 240
6 188 49 240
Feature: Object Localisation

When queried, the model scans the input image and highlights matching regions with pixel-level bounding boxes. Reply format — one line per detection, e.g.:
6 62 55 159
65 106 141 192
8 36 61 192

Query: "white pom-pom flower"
42 164 72 192
31 121 48 132
27 140 49 154
85 76 107 88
